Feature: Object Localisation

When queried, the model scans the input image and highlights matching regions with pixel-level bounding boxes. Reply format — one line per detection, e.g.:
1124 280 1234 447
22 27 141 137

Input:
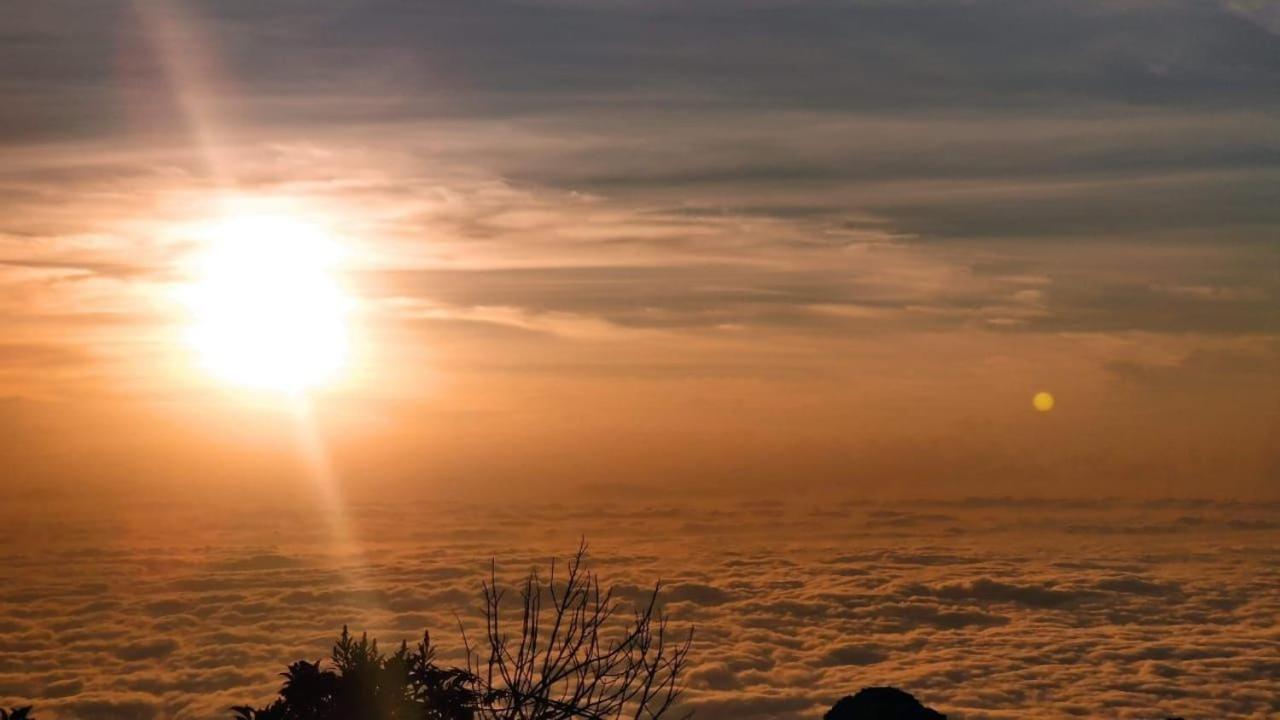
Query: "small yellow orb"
1032 391 1055 412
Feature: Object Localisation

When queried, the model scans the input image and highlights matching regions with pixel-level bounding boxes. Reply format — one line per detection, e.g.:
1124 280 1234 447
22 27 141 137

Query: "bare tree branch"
470 543 693 720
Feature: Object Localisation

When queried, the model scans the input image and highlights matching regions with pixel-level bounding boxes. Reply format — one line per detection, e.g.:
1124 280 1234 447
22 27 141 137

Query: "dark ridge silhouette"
2 675 1198 720
824 687 945 720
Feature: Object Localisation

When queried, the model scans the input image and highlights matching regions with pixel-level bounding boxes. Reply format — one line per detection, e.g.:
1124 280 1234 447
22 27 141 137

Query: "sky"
2 3 1279 719
2 0 1278 503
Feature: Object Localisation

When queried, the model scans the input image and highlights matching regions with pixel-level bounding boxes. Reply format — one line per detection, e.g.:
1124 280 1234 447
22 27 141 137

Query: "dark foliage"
234 544 692 720
0 709 33 720
232 628 477 720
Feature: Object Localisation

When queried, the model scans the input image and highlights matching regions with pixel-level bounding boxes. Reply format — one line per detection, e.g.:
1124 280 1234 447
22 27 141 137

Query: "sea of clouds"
1 496 1277 719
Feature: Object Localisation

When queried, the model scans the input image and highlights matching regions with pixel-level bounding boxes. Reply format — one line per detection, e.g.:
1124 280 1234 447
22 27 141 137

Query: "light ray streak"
129 0 231 186
136 0 379 614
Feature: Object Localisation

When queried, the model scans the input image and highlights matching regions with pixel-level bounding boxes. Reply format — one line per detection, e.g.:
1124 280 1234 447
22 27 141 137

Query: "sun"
181 211 350 392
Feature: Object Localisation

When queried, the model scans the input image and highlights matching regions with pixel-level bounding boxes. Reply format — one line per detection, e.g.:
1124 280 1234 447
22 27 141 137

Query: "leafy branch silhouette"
234 543 692 720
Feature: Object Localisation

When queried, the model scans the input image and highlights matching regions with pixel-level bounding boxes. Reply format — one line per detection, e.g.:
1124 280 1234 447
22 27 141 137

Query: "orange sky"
1 0 1277 502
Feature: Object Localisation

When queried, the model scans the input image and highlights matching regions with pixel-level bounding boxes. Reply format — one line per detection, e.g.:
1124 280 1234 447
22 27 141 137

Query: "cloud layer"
1 497 1277 719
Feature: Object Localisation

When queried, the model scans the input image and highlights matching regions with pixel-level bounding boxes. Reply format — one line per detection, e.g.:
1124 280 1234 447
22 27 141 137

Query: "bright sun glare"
182 210 350 392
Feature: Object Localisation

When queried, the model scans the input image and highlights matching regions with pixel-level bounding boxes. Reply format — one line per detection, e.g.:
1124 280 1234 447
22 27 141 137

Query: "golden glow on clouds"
179 207 350 393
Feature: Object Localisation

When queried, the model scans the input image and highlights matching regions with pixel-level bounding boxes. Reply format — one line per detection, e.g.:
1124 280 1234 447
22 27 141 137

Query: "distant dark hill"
825 687 946 720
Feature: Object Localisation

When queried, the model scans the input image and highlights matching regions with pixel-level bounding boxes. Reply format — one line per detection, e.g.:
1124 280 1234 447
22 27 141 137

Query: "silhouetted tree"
0 709 33 720
234 544 692 720
468 542 691 719
233 627 478 720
